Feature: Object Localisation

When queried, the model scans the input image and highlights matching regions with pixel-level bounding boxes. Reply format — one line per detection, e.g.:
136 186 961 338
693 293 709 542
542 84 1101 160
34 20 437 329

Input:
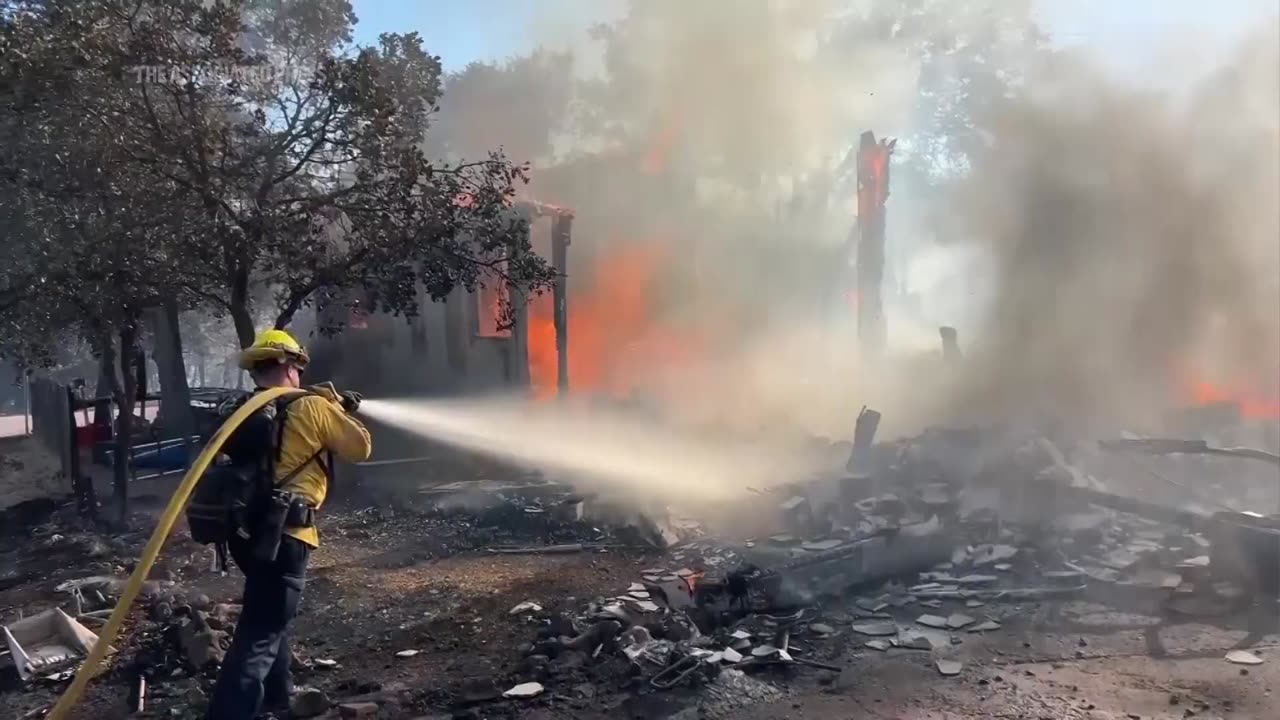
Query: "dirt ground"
2 440 1277 720
0 435 65 509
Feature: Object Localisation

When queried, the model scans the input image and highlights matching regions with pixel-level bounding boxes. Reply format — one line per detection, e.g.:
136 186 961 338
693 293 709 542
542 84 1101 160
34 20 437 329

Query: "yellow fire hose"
47 386 307 720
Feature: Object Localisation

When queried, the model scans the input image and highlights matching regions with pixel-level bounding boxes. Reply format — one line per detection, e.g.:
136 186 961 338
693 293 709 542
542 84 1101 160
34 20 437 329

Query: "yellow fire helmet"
237 329 311 370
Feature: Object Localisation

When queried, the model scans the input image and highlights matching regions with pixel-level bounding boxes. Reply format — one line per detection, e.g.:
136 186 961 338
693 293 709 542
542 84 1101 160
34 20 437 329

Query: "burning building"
299 201 574 400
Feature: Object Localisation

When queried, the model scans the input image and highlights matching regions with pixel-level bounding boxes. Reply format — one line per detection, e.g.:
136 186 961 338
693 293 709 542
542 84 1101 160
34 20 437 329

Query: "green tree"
0 125 185 526
3 0 555 350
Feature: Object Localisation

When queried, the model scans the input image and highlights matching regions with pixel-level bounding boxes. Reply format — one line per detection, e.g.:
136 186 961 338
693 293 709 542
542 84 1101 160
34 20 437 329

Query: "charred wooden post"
508 276 531 389
551 213 573 395
940 326 962 362
443 287 469 378
855 131 895 357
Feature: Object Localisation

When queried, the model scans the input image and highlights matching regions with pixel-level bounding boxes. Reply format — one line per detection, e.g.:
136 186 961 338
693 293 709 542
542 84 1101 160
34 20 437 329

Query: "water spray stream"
358 397 831 506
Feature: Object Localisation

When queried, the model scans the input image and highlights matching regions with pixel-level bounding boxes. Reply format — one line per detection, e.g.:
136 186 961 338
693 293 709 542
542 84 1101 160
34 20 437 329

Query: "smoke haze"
948 31 1280 428
425 0 1280 441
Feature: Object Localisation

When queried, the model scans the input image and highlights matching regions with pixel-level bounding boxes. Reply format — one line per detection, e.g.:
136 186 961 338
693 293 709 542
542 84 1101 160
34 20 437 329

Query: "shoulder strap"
278 447 326 486
272 392 317 461
270 391 334 489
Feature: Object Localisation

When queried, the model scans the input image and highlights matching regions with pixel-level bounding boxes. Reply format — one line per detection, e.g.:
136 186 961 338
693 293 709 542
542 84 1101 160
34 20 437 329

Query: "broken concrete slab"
915 614 949 629
946 613 976 630
936 659 963 676
897 631 944 651
503 681 546 698
851 621 898 637
968 620 1002 633
1225 650 1264 666
864 639 892 651
955 574 999 585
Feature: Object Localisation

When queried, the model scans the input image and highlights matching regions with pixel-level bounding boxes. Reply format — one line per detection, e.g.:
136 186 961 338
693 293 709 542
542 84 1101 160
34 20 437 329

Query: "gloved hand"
340 390 362 414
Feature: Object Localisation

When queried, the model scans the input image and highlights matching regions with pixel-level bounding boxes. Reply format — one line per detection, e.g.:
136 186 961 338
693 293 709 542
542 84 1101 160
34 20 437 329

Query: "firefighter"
206 329 371 720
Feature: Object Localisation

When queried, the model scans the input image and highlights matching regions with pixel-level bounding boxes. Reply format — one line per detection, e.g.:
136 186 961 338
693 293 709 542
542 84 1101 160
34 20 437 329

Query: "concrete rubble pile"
501 412 1278 710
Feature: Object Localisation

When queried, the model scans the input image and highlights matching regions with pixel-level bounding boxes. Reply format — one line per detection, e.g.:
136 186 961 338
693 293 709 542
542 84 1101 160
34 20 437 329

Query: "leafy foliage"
1 0 556 350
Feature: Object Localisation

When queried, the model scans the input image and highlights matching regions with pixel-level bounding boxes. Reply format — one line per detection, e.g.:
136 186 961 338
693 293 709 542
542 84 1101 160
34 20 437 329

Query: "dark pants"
207 534 310 720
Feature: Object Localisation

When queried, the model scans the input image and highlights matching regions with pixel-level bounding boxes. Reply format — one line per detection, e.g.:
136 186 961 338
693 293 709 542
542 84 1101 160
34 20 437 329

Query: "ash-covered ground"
2 413 1278 720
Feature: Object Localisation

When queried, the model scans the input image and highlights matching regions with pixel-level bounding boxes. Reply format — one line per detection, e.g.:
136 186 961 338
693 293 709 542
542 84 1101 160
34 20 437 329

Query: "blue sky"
349 0 1278 78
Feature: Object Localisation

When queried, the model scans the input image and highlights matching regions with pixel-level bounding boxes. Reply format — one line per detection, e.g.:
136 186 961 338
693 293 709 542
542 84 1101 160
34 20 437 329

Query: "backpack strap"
269 391 334 497
279 447 326 486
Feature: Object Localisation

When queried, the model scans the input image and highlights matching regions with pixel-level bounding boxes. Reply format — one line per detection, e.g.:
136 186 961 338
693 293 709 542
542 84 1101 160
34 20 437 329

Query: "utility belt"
279 490 318 529
226 491 317 568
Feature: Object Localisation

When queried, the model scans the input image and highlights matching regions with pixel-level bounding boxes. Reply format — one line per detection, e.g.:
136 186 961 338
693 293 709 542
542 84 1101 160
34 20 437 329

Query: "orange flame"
1175 362 1280 420
527 241 701 400
1187 379 1280 420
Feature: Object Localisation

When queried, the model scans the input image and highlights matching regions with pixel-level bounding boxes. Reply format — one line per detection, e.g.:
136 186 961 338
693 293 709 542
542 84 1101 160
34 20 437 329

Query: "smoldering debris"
490 407 1278 714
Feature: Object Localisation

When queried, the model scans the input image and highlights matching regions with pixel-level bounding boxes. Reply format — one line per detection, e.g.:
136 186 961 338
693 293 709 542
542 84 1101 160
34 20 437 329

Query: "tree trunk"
102 327 136 529
147 301 194 437
230 266 256 348
232 303 256 350
92 353 114 427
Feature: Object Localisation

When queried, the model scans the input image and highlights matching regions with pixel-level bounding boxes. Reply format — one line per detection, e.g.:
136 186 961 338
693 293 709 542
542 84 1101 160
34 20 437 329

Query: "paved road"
0 413 32 438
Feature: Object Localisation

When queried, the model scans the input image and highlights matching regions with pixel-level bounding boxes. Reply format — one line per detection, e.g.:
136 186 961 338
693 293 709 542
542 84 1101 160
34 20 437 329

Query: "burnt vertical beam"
508 210 532 388
509 278 530 387
855 131 895 357
940 326 962 363
442 287 469 379
551 213 573 395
